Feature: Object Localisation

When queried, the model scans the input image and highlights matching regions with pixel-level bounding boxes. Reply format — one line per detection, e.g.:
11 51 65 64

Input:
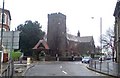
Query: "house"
0 8 11 31
0 8 11 62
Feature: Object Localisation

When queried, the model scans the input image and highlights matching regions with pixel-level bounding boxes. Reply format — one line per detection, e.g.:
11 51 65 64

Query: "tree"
17 20 45 56
101 27 115 62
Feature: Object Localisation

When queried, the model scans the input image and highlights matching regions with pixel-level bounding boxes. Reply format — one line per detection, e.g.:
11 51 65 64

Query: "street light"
91 17 102 52
100 17 102 53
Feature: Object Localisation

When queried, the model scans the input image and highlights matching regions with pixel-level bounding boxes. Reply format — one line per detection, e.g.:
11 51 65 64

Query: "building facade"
0 8 11 31
113 0 120 63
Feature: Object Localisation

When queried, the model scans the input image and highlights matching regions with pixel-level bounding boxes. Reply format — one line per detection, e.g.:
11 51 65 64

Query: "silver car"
82 57 92 63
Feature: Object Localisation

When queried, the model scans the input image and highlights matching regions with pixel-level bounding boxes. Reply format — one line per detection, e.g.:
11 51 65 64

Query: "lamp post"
91 17 102 53
100 17 102 53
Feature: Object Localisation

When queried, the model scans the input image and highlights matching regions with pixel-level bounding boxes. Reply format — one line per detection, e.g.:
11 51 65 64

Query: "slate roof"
67 34 80 42
79 36 93 43
66 34 93 43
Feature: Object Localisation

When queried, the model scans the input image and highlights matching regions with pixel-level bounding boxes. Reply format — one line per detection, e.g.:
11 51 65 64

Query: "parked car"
81 57 92 63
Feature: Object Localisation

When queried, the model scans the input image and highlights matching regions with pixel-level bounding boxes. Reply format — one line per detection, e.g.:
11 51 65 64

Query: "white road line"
60 66 62 68
75 62 81 64
62 71 67 74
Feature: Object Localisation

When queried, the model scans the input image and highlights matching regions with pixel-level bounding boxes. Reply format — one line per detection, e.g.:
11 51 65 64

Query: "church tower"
47 12 67 56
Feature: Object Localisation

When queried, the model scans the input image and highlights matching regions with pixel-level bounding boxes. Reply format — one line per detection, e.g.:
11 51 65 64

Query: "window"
0 13 7 24
8 16 11 26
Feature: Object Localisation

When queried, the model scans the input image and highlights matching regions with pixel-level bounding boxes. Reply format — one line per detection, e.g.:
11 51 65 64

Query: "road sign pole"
10 31 14 60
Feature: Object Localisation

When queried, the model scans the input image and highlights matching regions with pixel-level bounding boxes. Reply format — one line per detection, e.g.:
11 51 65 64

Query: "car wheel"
88 61 90 63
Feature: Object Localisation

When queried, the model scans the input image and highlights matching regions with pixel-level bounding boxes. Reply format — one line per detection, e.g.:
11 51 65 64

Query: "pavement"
0 62 9 74
13 60 35 76
0 60 35 76
86 60 119 78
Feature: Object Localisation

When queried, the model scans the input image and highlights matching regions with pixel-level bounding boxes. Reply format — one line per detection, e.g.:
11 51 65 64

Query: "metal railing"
1 59 14 78
89 60 118 77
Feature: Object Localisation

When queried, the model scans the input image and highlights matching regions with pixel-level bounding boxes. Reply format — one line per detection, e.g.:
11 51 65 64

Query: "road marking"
60 66 62 68
62 71 67 74
75 62 81 64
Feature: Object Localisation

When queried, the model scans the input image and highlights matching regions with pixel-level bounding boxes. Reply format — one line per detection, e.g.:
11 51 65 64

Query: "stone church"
47 12 95 57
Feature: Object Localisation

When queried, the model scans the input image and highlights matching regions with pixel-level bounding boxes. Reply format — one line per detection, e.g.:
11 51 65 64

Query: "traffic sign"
0 31 20 49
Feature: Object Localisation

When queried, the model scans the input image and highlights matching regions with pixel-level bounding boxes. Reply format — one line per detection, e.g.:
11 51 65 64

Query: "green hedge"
11 50 22 60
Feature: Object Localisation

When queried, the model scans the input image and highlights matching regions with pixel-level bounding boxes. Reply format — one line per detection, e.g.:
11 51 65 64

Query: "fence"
89 60 118 77
1 59 14 78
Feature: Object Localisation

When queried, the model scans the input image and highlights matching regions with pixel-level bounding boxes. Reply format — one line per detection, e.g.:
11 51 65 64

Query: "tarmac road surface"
24 61 115 78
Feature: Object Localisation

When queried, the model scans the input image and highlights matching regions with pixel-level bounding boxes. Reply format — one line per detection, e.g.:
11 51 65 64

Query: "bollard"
100 62 102 71
107 62 109 74
95 61 96 69
89 60 92 67
27 57 31 65
91 60 93 68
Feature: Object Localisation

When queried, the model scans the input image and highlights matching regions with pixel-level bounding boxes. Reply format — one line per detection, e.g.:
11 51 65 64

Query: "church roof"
67 34 80 42
66 34 93 43
79 36 93 43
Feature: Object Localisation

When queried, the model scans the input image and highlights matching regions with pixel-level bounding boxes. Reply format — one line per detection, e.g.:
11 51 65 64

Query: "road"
24 61 114 77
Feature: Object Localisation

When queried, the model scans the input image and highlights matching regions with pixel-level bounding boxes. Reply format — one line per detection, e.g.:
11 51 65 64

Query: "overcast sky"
0 0 117 46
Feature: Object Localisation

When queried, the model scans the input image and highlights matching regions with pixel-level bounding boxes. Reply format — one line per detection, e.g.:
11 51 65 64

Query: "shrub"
11 50 22 60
